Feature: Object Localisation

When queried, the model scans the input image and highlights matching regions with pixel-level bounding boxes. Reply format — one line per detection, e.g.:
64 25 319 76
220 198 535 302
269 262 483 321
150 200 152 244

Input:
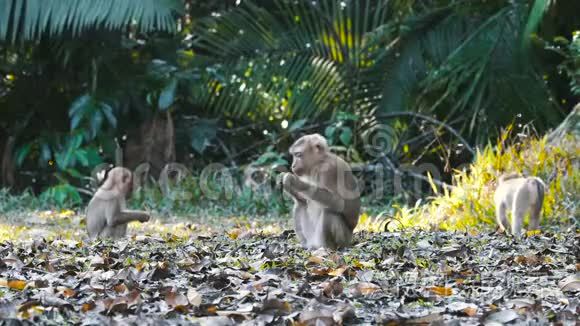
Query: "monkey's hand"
281 172 296 189
281 173 307 202
139 213 151 222
283 172 312 193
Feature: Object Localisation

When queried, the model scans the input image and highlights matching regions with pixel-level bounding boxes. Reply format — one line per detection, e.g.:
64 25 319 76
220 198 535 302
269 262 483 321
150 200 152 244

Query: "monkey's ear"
310 134 328 152
122 172 131 183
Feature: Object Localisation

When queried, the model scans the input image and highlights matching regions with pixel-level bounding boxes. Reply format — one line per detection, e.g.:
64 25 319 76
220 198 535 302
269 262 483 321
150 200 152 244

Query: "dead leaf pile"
0 226 578 324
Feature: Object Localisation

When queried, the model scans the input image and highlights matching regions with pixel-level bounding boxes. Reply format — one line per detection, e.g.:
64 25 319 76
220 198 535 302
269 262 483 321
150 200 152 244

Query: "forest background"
0 0 578 228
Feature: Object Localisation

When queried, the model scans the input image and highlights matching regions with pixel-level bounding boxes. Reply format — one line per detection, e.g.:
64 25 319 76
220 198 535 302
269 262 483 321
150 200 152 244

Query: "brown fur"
86 167 150 239
283 134 360 249
493 174 545 237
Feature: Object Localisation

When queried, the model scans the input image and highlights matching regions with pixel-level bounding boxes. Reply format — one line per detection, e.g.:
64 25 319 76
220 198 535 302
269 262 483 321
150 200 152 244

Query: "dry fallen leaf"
0 279 28 291
307 255 325 265
227 228 242 240
485 309 520 324
259 298 292 315
187 288 203 307
166 290 189 308
463 307 478 317
350 282 381 297
328 266 347 277
428 286 453 296
57 286 76 298
113 283 127 294
81 302 95 312
321 277 343 298
558 273 580 292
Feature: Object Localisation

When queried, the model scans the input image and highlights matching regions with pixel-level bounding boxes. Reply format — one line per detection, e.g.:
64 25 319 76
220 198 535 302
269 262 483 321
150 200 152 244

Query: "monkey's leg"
320 212 352 249
528 180 543 231
292 202 309 246
110 224 129 238
528 199 541 231
511 190 529 237
100 224 129 238
495 203 509 233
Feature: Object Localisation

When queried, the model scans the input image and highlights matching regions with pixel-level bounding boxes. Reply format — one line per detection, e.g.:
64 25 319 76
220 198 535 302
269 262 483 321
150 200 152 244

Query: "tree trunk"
1 136 15 188
124 111 176 178
547 103 580 145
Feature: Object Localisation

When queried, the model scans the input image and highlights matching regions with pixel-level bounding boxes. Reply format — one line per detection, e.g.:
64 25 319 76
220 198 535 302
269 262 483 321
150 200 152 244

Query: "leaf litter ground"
0 212 578 325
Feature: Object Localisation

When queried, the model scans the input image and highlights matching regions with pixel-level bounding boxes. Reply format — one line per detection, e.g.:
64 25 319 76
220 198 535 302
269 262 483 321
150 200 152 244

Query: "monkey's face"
109 167 133 197
290 134 327 176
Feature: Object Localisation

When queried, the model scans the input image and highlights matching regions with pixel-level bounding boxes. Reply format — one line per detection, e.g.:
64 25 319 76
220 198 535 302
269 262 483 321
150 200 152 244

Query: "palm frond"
194 0 390 65
522 0 555 50
371 2 563 143
188 54 346 120
0 0 182 43
191 0 391 119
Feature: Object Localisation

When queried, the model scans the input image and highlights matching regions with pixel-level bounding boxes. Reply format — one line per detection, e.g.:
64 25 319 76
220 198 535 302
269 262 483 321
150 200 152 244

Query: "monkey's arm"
279 173 306 203
283 184 307 203
105 202 150 227
120 210 150 222
283 173 344 212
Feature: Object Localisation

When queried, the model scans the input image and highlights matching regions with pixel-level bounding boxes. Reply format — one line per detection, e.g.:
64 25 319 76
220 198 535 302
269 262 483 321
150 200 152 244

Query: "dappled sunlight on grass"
0 211 289 243
38 209 76 219
0 223 28 242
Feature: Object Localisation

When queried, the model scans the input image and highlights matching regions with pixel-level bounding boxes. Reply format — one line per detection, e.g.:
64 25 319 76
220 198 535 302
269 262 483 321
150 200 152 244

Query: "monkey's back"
86 196 121 238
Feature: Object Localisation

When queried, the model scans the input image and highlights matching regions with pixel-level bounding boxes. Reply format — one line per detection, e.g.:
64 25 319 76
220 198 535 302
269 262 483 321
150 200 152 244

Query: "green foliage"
40 184 83 208
193 0 565 146
325 112 358 147
0 0 182 42
191 0 392 119
548 31 580 96
13 132 102 208
1 0 578 207
129 174 289 218
69 94 117 140
253 146 288 166
190 119 219 154
380 2 563 143
0 189 39 214
385 128 579 232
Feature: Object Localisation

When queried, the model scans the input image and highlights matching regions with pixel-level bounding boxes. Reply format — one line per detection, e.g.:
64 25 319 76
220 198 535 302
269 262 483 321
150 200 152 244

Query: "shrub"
383 126 579 232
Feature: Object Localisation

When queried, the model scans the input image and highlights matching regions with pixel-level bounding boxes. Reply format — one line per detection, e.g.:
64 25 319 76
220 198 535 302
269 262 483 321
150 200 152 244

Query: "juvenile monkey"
86 167 150 239
493 173 545 237
282 134 360 249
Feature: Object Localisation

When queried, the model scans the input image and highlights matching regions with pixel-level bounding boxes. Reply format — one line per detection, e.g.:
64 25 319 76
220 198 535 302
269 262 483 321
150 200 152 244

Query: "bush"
383 126 579 232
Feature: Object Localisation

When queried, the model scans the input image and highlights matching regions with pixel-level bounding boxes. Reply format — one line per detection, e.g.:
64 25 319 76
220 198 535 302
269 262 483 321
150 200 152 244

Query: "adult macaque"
282 134 360 249
493 173 545 237
86 167 150 239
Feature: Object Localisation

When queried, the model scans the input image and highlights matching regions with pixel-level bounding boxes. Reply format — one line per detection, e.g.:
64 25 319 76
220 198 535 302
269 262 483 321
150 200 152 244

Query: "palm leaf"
191 0 391 119
371 2 563 143
0 0 182 43
522 0 555 50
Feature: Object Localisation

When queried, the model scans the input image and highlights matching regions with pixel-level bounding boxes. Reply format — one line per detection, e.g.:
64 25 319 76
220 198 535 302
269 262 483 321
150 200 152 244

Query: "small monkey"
282 134 360 249
86 167 150 239
493 173 545 237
